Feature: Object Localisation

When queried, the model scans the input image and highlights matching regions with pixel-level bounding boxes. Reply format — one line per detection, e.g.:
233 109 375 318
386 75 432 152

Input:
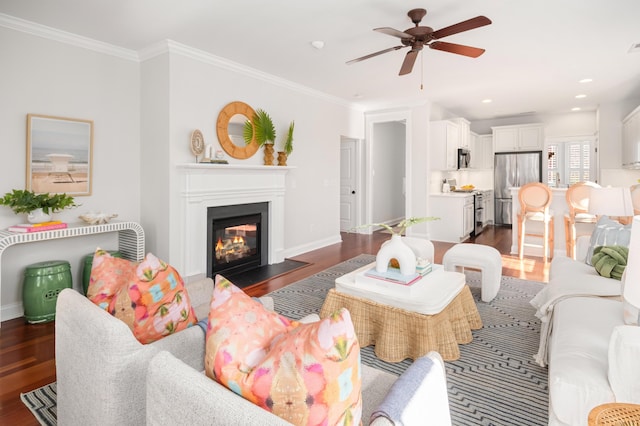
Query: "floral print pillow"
205 275 362 426
88 249 198 344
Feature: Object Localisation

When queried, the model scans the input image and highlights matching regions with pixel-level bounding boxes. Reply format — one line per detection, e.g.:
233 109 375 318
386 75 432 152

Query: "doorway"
340 137 360 232
363 110 411 231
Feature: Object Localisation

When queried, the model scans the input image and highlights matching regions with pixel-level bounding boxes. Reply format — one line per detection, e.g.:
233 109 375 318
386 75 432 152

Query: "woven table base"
320 285 482 362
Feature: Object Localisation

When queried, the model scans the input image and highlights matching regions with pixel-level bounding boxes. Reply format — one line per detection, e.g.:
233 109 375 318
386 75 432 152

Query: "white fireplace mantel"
176 163 294 278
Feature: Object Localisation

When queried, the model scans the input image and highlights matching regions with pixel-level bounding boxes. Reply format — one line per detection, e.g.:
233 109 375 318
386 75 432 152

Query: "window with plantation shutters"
546 138 595 187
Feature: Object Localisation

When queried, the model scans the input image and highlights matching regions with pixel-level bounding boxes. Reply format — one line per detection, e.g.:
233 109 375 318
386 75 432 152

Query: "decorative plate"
190 129 205 157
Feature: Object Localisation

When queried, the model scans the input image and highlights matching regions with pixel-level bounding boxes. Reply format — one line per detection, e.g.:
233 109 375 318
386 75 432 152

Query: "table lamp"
623 215 640 324
589 187 634 224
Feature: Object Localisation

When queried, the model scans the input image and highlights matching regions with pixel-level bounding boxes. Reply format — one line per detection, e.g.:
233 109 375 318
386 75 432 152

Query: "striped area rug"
268 254 548 426
20 382 56 426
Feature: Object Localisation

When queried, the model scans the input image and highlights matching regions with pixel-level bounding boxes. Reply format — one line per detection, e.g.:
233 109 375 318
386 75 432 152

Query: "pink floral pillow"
205 275 362 426
88 249 198 344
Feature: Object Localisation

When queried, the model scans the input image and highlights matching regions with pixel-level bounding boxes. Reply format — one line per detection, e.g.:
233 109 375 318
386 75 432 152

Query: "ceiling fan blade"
429 41 485 58
346 45 406 65
431 16 491 39
374 27 413 40
399 49 419 75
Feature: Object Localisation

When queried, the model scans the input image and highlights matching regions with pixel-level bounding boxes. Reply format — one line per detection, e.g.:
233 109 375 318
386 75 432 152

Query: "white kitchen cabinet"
471 134 493 169
623 105 640 169
483 190 494 224
452 117 471 149
492 124 544 152
430 120 459 170
429 194 474 243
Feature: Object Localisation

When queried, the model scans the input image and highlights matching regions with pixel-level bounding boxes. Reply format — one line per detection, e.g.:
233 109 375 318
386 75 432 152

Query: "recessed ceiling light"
579 78 593 83
311 40 325 50
575 94 587 99
571 107 581 111
481 99 492 103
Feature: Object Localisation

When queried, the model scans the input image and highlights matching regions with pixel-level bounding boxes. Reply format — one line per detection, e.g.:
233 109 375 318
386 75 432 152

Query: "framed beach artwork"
26 114 94 196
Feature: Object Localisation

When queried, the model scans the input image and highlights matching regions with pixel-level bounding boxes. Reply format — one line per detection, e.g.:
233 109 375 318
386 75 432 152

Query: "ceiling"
2 0 640 121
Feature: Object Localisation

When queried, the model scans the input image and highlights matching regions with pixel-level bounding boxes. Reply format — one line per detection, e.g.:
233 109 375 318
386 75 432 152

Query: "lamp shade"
623 215 640 309
589 187 634 217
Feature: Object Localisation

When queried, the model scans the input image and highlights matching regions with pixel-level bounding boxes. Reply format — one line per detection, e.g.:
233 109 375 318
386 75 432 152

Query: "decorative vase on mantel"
27 208 52 224
277 151 288 166
263 144 275 166
375 234 416 275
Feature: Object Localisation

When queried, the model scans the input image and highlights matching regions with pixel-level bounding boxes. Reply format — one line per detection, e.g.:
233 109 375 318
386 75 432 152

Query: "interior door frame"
362 110 412 233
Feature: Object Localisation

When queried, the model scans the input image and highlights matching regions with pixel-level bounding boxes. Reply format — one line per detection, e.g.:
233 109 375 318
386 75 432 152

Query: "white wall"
138 44 365 272
598 97 640 185
371 121 405 224
0 27 140 319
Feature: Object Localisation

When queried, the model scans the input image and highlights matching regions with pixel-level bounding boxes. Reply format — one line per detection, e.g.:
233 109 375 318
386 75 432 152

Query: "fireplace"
206 202 269 278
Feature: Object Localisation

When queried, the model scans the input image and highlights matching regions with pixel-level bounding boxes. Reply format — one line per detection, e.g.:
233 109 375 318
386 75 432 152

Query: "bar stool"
564 181 600 259
518 182 554 262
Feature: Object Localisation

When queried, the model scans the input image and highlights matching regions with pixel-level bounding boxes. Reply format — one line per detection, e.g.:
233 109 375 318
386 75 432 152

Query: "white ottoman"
443 244 502 302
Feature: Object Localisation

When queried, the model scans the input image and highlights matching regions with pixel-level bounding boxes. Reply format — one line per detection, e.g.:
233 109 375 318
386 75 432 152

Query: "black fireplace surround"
206 202 269 278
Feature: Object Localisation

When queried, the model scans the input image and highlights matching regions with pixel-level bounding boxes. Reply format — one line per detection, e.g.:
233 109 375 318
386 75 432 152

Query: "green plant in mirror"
243 109 276 146
0 189 78 214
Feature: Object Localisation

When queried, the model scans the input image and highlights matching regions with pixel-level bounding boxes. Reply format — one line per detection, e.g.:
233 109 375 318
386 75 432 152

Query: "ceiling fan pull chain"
420 51 424 90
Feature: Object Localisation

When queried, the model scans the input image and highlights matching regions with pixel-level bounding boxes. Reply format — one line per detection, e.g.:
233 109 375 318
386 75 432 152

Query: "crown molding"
0 14 363 111
0 13 139 61
140 39 359 110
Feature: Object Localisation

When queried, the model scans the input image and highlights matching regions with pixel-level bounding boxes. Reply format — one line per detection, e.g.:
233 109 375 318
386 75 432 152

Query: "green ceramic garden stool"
82 250 121 295
23 260 72 324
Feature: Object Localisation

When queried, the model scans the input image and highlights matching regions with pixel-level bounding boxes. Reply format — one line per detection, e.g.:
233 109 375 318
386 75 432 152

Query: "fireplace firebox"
206 202 269 278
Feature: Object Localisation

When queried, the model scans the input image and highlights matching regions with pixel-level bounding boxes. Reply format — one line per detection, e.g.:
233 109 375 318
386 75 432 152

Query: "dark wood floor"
0 225 550 425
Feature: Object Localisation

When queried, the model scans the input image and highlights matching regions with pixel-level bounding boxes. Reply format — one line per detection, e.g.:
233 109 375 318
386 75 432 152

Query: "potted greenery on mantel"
243 109 276 165
277 120 295 166
0 189 78 223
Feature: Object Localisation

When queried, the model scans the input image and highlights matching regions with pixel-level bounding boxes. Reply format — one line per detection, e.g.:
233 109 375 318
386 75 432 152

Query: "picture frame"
26 114 94 196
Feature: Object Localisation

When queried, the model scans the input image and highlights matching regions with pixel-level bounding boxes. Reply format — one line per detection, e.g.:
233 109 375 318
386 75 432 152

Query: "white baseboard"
1 301 24 324
282 234 342 259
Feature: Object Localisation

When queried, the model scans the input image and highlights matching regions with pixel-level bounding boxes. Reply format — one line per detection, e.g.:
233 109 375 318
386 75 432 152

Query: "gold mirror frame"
216 101 259 159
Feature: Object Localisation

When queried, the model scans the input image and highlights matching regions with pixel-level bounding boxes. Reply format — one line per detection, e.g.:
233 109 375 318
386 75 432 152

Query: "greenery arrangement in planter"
277 120 295 166
243 109 276 165
0 189 78 222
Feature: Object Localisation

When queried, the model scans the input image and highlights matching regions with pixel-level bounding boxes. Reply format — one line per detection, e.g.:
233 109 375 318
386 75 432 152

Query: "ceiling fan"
347 8 491 76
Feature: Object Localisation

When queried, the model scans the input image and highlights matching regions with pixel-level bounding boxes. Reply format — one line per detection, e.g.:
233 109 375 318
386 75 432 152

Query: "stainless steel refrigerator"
494 151 542 225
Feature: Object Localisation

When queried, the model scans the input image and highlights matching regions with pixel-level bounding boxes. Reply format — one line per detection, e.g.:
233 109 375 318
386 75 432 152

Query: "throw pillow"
205 275 362 426
591 245 628 280
585 216 632 265
88 249 198 344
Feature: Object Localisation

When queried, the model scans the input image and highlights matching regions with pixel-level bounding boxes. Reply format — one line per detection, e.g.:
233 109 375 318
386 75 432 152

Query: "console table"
0 221 145 325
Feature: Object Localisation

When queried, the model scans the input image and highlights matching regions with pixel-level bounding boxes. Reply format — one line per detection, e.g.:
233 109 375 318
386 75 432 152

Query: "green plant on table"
0 189 78 214
353 216 440 235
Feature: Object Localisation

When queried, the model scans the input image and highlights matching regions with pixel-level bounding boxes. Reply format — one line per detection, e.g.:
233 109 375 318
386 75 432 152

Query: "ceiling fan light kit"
347 8 491 76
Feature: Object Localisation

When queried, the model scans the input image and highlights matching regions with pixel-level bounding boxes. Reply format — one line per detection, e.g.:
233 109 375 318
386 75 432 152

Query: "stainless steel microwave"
458 148 471 169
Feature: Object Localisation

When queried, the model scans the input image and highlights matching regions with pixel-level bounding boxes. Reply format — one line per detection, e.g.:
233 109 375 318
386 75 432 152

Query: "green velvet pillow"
591 245 628 280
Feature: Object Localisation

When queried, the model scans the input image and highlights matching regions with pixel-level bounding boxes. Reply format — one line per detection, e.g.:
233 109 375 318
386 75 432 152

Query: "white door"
340 139 358 231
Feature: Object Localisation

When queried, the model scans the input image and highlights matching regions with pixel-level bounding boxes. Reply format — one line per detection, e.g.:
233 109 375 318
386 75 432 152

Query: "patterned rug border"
20 382 56 426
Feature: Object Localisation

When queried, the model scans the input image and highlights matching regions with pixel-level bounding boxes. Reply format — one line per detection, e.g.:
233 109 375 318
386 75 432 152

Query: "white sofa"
531 236 640 425
56 276 452 425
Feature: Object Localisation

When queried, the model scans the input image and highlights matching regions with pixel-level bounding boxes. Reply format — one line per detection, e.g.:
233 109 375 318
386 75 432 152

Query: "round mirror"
216 101 259 159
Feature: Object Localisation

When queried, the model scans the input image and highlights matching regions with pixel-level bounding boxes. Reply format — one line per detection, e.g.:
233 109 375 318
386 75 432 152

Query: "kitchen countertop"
430 189 493 197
